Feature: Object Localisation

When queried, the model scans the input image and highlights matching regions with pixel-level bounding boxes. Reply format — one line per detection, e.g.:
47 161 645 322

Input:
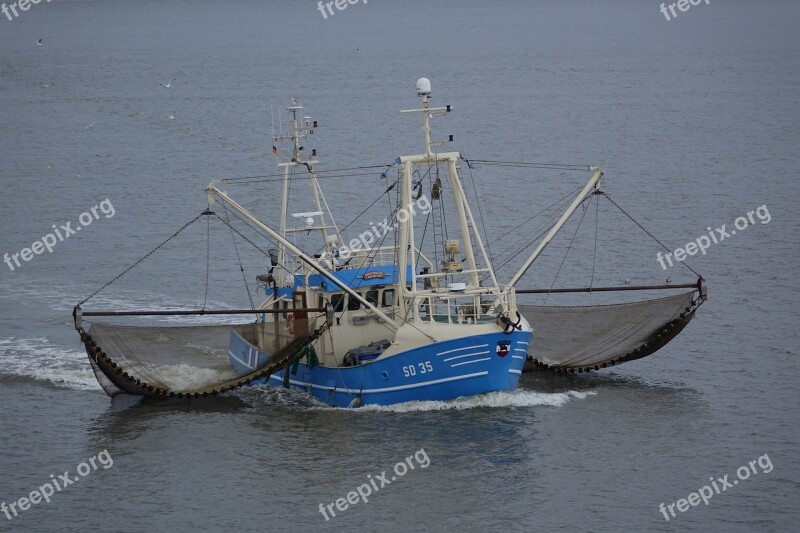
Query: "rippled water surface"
1 1 799 531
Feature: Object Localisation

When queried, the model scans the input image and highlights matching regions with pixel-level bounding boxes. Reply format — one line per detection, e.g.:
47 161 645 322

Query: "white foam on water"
339 389 597 413
184 343 225 356
0 337 101 391
241 383 332 409
152 363 238 390
0 336 239 393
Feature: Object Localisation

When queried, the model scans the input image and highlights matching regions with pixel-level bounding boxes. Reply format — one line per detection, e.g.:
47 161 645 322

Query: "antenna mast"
272 99 339 282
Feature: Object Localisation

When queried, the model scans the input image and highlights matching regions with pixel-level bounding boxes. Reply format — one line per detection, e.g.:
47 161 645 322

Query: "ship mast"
272 98 340 284
398 79 501 321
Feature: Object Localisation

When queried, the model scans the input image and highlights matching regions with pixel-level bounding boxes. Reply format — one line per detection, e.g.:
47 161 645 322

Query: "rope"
334 200 438 344
415 206 431 270
543 195 592 305
467 159 589 171
219 164 394 184
462 156 495 271
312 176 400 260
211 212 274 257
603 194 703 279
590 195 599 289
220 204 255 310
79 206 282 309
79 212 208 306
486 186 580 253
489 191 579 269
202 212 210 310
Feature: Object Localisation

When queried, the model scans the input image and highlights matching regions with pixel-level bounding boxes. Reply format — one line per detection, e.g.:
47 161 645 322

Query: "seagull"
168 111 175 120
37 38 43 46
159 78 175 88
666 276 672 284
84 121 96 130
624 278 631 285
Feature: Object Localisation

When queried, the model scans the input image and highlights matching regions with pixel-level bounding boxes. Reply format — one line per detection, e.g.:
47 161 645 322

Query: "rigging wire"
219 165 393 184
589 194 599 289
603 194 703 279
488 189 578 268
211 204 278 257
326 191 437 343
468 159 590 171
438 166 450 271
202 211 210 310
388 167 399 258
486 186 581 251
78 212 208 306
462 157 495 272
415 206 431 272
219 170 386 185
496 192 595 273
310 176 400 260
543 195 593 305
340 238 438 344
221 202 256 310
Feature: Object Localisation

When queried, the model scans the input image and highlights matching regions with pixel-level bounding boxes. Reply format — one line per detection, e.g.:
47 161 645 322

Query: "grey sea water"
1 1 798 531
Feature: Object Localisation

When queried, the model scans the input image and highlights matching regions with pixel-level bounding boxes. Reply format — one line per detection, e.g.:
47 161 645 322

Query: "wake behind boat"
72 78 705 406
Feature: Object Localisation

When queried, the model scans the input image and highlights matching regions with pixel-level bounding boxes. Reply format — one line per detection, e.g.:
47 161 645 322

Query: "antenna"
401 78 454 157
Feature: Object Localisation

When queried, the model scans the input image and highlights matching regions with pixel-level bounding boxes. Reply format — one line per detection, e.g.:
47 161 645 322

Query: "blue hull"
228 330 531 407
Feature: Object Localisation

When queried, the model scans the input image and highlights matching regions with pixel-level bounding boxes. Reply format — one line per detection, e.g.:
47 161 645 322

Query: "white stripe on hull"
269 370 491 395
436 344 489 356
451 357 491 367
443 351 490 362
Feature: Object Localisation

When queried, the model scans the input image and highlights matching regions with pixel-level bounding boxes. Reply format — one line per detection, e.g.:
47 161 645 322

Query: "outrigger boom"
506 166 604 289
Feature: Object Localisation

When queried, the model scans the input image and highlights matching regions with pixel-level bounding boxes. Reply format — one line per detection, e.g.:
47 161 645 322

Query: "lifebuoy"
286 313 296 335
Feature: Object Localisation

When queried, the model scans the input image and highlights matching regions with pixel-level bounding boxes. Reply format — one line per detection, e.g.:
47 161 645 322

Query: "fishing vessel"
210 80 542 407
73 78 705 406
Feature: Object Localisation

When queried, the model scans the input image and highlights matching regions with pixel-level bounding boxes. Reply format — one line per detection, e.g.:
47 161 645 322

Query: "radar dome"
416 78 431 95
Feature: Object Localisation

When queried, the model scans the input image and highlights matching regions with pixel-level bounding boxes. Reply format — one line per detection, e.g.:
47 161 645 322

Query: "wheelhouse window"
348 292 361 311
382 288 395 308
366 289 379 307
331 293 345 312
